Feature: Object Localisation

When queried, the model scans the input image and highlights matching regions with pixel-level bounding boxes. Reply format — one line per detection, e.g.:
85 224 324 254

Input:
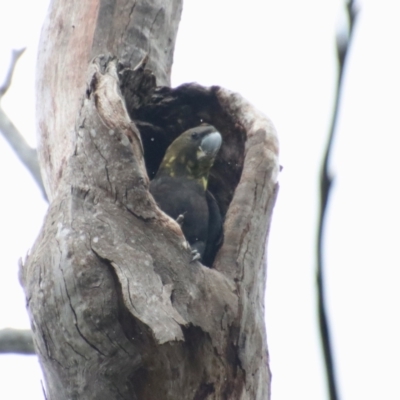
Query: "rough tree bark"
19 1 279 399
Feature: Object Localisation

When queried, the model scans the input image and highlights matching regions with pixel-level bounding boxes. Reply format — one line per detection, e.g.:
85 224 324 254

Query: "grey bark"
19 0 279 399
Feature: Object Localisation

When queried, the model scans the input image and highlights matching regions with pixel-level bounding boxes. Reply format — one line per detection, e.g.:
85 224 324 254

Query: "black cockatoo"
150 125 223 266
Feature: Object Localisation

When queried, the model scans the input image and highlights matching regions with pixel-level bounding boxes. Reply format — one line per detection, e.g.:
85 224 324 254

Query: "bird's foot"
190 249 201 262
176 213 185 227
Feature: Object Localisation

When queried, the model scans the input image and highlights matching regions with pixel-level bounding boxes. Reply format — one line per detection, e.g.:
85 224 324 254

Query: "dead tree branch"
317 2 358 400
19 1 278 398
0 49 25 97
0 49 46 199
0 328 35 355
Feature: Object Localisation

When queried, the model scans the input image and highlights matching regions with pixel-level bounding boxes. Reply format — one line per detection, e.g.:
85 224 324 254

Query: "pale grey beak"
201 131 222 157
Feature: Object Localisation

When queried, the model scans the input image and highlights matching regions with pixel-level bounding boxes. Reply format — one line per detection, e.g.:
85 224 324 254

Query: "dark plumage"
150 125 223 266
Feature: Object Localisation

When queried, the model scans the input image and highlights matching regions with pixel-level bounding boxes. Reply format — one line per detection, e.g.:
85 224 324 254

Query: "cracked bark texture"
20 1 279 399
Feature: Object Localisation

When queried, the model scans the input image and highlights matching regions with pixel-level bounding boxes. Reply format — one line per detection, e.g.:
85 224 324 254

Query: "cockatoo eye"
191 131 200 140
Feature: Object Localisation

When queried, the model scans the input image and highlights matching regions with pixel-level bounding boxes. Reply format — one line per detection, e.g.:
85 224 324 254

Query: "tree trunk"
20 1 279 399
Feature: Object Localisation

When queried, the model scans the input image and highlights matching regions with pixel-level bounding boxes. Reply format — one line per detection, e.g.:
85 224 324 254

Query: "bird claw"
176 213 185 227
190 249 201 262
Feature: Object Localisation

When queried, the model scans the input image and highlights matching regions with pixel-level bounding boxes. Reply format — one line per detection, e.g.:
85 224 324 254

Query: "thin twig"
0 48 26 96
0 49 47 199
41 380 48 400
317 2 358 400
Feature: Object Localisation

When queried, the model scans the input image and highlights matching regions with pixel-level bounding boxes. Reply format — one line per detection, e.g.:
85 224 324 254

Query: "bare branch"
0 50 43 357
0 328 35 355
317 2 358 400
0 49 47 199
0 48 25 96
0 109 46 197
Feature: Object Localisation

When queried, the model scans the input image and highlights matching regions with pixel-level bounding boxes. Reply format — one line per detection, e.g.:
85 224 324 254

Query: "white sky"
0 0 399 399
